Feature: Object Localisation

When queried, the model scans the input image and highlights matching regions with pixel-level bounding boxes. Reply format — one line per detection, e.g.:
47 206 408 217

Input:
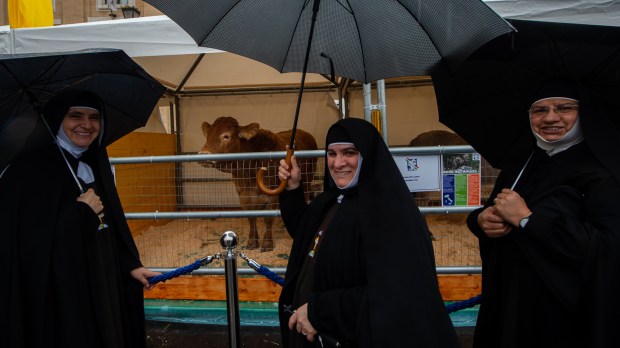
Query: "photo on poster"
442 153 480 174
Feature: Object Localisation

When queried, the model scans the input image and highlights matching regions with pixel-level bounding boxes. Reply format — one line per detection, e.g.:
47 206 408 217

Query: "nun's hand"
478 205 512 238
278 145 301 190
493 188 531 227
288 303 317 342
130 267 162 290
77 188 104 214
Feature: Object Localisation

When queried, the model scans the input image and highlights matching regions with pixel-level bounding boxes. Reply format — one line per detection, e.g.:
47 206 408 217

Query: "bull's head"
198 116 260 172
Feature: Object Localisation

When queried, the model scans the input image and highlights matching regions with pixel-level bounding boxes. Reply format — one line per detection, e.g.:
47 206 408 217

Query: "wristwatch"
519 213 532 228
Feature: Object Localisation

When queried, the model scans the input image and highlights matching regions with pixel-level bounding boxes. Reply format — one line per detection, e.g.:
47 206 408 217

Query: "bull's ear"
238 123 260 140
202 121 211 136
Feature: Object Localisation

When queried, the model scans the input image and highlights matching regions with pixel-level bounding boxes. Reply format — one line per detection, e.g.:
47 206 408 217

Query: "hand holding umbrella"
77 188 109 230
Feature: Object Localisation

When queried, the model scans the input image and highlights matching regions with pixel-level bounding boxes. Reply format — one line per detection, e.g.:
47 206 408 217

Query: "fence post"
221 231 241 348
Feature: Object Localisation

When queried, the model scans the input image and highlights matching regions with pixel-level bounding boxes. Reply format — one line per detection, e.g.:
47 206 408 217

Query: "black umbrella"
144 0 515 194
0 48 166 180
432 19 620 170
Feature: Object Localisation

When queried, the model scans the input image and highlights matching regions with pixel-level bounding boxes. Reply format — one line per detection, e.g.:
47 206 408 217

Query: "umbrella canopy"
0 48 165 170
144 0 514 84
432 19 620 169
144 0 514 194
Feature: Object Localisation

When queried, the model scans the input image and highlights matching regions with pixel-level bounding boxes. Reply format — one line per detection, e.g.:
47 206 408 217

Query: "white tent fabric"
10 16 220 57
0 25 12 54
484 0 620 27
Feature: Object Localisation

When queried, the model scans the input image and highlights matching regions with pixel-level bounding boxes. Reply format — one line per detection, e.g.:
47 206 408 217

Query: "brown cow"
199 116 318 252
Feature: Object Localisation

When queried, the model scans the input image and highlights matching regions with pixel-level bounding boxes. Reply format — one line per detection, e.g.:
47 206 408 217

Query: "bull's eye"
222 134 230 141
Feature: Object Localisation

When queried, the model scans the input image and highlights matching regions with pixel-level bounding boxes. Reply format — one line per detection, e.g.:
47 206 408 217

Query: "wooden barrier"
144 274 482 302
107 132 177 236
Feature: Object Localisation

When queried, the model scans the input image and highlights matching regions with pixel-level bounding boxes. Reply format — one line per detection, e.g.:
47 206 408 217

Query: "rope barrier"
144 253 481 314
148 255 217 285
445 294 481 314
240 253 285 286
240 254 481 314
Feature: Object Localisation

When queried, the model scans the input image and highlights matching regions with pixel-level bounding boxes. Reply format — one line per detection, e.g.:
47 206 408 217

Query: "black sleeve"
279 186 307 238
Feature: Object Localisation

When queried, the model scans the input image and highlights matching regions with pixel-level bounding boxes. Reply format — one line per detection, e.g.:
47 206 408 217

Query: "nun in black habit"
0 90 159 347
467 80 620 347
277 118 459 347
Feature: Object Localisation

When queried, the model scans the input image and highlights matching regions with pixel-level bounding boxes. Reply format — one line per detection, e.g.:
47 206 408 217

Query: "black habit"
0 92 147 347
467 93 620 347
278 118 459 348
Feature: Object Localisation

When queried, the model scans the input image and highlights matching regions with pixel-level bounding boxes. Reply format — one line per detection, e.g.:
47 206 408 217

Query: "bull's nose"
197 160 216 168
197 150 216 168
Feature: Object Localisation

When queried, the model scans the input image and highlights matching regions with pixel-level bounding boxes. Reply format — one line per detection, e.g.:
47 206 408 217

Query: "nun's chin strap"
56 126 95 185
532 117 584 156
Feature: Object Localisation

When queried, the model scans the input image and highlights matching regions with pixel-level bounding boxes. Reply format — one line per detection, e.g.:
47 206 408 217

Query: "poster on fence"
441 153 481 206
393 155 441 192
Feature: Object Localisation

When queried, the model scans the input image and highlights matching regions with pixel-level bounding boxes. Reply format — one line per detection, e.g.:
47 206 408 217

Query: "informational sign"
394 155 441 192
441 153 481 206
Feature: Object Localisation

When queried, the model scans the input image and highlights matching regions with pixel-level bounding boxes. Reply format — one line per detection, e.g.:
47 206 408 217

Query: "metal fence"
110 146 496 275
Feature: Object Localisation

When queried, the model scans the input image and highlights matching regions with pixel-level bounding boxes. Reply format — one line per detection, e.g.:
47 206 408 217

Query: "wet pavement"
145 320 475 348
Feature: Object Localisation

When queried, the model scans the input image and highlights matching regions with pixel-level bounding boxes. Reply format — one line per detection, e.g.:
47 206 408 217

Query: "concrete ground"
145 320 475 348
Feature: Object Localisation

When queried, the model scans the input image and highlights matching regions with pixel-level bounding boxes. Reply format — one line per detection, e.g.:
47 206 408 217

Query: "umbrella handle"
256 148 294 196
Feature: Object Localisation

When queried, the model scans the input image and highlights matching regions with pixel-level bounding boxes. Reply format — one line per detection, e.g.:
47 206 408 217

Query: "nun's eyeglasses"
529 104 579 118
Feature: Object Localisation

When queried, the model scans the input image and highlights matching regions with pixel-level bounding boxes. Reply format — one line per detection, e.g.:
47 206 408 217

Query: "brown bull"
199 116 318 252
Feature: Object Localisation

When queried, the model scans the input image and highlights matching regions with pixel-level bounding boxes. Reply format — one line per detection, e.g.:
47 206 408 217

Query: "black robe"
467 143 620 347
0 143 146 347
278 118 459 348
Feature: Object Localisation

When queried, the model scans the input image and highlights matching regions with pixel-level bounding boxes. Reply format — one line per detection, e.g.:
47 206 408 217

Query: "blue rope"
256 265 285 286
240 253 285 285
148 255 215 285
241 253 481 313
445 294 481 313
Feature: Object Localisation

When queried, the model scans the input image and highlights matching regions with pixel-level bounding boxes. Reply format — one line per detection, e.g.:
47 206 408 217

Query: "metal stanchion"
220 231 241 348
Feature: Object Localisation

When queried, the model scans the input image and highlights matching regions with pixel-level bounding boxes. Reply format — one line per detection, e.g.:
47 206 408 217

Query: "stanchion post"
220 231 241 348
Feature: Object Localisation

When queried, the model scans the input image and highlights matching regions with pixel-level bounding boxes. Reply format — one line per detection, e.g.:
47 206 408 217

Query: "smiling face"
61 107 101 147
327 143 360 188
529 98 580 142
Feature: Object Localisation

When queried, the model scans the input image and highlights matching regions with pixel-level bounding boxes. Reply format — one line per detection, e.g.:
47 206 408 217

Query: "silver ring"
302 331 307 336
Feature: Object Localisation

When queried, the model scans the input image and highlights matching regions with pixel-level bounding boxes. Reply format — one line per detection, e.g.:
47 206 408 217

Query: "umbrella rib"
396 2 444 69
343 0 368 83
584 46 620 84
196 3 239 49
280 0 312 73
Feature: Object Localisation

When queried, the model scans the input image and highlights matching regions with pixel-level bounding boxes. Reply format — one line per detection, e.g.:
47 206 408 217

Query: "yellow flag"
8 0 54 28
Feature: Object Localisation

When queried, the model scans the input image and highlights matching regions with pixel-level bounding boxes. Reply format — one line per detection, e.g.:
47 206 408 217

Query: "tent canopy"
1 16 330 93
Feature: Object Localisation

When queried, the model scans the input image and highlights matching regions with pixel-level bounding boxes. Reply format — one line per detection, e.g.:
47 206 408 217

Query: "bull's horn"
257 148 294 196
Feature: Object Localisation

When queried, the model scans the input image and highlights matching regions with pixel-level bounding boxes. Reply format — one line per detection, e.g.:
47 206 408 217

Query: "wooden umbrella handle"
257 148 294 196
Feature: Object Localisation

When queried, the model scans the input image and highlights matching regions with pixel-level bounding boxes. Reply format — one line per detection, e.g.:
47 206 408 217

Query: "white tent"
1 16 330 92
0 25 11 54
484 0 620 27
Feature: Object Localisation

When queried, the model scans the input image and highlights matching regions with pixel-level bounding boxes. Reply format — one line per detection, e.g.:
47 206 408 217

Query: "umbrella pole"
257 0 322 195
